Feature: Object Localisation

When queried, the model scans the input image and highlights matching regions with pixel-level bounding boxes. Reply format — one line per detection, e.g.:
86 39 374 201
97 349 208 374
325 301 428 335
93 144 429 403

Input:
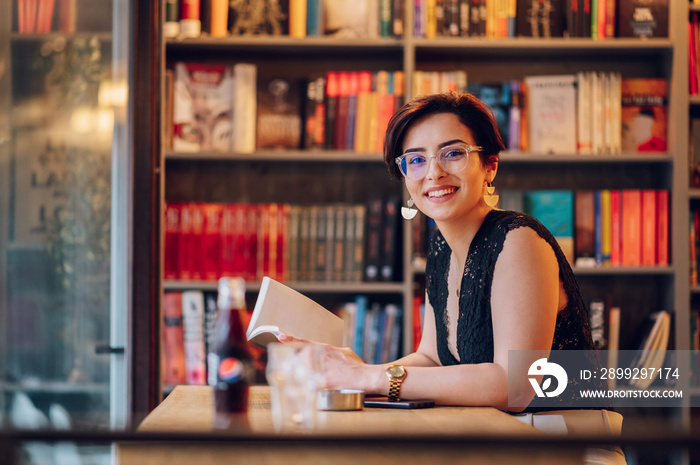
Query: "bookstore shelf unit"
161 0 695 435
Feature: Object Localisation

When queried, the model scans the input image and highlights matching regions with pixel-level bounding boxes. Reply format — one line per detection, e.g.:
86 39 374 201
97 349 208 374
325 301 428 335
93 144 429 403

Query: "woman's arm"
378 226 559 408
281 227 559 409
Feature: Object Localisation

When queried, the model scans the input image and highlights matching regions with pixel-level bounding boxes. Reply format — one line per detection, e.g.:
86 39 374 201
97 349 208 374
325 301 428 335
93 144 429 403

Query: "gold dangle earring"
484 182 499 207
401 198 418 220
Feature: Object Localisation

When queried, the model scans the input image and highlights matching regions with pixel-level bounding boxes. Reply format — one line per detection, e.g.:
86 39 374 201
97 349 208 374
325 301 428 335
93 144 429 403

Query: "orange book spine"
621 190 642 266
641 189 657 266
209 0 228 37
656 190 669 266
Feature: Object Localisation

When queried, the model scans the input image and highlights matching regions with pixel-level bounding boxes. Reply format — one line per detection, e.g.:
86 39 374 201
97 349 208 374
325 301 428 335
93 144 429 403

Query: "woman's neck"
436 206 493 266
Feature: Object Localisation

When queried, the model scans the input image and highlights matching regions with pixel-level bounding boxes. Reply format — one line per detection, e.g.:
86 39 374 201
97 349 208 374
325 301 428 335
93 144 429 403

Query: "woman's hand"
275 333 382 393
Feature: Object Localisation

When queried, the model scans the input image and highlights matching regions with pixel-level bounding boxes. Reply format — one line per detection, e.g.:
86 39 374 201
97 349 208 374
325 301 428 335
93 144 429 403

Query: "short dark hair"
383 92 506 181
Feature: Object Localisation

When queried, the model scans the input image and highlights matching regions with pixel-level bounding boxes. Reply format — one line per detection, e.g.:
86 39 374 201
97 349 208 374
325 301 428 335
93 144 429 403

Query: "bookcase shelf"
499 152 673 163
409 37 674 54
164 280 406 294
165 150 673 164
413 265 674 277
165 150 385 163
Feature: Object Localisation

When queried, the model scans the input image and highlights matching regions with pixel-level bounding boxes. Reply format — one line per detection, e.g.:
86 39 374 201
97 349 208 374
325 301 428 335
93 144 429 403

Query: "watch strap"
388 377 403 401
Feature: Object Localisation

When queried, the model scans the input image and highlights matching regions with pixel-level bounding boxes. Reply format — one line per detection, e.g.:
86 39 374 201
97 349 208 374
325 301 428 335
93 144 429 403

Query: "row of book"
307 70 407 153
164 198 402 283
523 74 667 155
588 296 673 390
164 0 405 39
412 189 669 268
15 0 76 33
167 64 410 155
428 0 670 40
337 296 404 364
160 0 668 40
473 74 666 154
160 289 404 386
167 61 668 156
161 289 274 386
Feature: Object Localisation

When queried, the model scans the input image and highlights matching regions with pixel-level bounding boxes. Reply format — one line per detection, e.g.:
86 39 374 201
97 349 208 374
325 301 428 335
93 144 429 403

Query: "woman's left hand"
276 333 380 392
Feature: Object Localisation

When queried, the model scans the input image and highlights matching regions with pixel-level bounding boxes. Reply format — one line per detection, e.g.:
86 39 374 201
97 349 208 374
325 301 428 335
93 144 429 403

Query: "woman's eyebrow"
403 139 467 153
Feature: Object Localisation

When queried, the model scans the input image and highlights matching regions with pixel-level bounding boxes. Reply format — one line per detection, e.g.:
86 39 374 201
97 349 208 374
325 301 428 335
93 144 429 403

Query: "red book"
37 0 56 33
190 203 205 280
641 189 657 266
656 190 669 266
412 295 424 352
620 78 667 152
245 204 259 281
164 203 182 280
220 204 236 277
621 190 642 266
324 71 339 150
276 204 290 282
178 203 194 280
257 204 272 281
179 0 201 37
57 0 77 33
609 190 621 266
161 292 186 385
690 20 698 96
201 203 223 281
605 0 616 38
334 71 351 150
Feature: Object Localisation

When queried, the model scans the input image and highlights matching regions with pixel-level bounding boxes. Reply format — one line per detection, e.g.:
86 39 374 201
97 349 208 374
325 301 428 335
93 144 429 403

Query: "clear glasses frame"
394 143 483 180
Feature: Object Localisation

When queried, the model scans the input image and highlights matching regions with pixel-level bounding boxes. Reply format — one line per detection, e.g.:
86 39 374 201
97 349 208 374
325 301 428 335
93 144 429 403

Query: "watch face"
387 365 406 378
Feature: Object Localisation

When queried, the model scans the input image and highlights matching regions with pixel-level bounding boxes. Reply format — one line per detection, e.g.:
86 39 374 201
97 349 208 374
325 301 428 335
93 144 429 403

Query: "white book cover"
182 290 207 385
246 277 344 349
172 63 233 153
577 72 591 154
611 73 622 155
232 63 257 154
524 74 577 155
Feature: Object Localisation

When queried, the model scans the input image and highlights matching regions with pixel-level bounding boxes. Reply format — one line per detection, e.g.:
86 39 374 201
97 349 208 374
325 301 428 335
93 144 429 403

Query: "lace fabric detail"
425 210 607 411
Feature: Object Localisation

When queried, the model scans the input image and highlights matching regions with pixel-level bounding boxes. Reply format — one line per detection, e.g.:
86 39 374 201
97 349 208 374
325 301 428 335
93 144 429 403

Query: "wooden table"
117 385 585 465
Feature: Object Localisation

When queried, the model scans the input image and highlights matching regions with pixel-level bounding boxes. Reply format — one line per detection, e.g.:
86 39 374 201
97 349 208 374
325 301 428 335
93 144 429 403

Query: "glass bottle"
209 277 253 415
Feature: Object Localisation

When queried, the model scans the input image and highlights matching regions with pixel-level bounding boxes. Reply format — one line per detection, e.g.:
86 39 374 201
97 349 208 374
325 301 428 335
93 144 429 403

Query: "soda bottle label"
218 357 244 382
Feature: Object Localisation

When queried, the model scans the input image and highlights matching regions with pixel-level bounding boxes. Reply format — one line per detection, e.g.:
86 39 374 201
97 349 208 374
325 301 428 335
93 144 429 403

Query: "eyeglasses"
395 143 483 180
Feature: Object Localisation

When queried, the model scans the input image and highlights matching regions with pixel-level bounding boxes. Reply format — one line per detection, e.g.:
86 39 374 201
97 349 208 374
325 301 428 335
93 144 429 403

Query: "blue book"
353 295 368 358
522 190 574 264
306 0 321 36
594 190 602 265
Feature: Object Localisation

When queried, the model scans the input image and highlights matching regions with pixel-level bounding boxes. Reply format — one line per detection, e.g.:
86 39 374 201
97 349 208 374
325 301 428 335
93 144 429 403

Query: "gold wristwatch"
385 365 407 401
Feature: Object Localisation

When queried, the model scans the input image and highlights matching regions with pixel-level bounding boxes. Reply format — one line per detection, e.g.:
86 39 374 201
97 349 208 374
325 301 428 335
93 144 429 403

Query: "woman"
279 93 624 459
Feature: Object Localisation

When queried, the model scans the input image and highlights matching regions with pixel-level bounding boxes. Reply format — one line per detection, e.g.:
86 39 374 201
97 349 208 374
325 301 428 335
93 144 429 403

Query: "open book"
629 310 672 390
246 277 344 349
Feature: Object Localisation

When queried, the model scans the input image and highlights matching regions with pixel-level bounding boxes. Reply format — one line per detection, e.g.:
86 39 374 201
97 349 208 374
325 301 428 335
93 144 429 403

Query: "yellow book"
354 71 373 153
289 0 307 38
425 0 437 39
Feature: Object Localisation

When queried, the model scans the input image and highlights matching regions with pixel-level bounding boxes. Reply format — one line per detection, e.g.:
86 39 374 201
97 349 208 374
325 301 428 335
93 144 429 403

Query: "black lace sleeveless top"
425 209 609 411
